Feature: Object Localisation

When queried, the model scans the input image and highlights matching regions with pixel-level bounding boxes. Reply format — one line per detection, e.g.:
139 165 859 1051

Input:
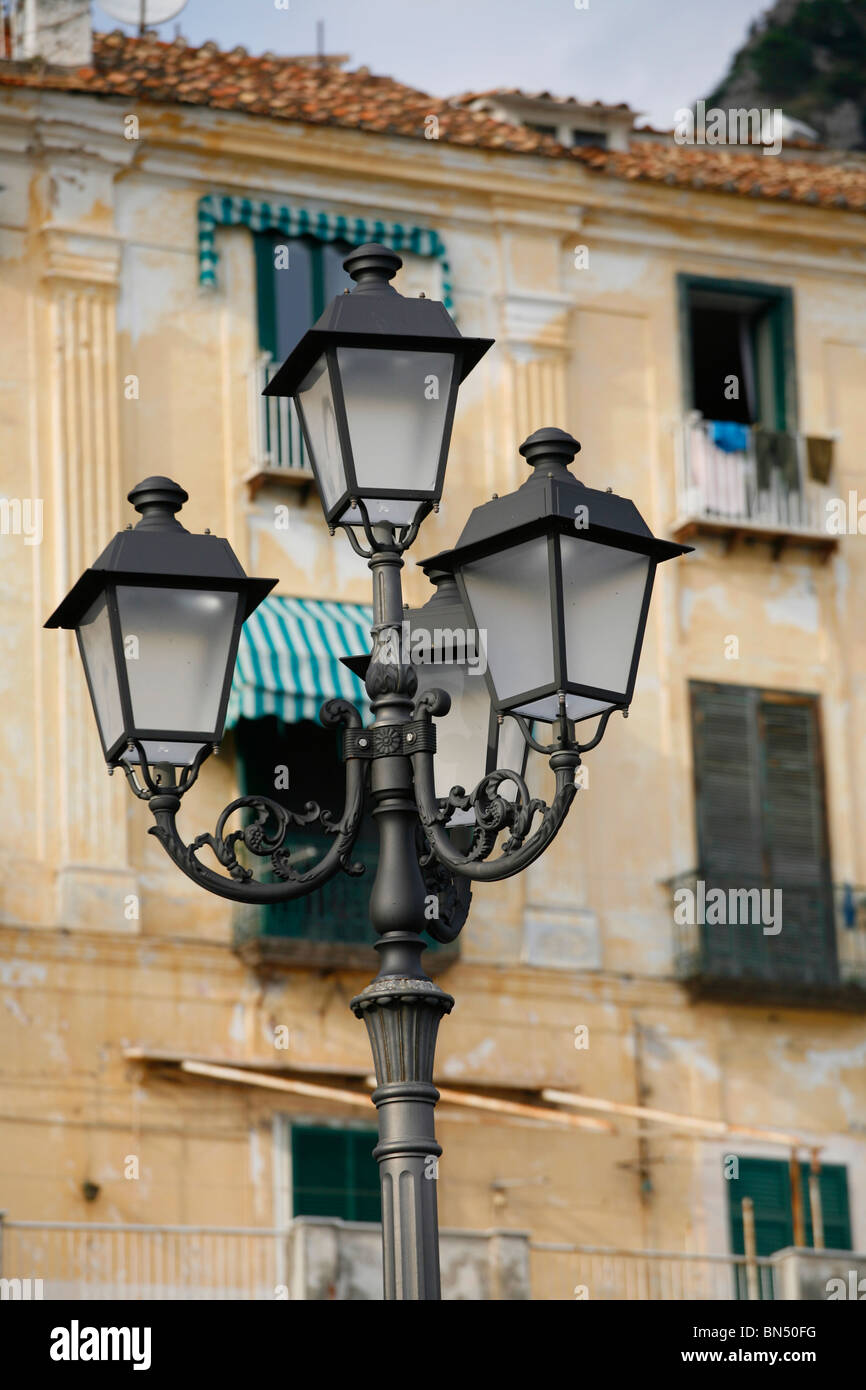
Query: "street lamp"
46 244 689 1301
45 476 275 769
264 243 492 530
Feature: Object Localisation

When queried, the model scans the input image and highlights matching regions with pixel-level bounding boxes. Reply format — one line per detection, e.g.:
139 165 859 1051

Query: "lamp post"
46 244 689 1301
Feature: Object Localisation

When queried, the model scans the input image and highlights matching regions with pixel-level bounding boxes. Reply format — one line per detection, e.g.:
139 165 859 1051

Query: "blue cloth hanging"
842 882 857 930
709 420 750 453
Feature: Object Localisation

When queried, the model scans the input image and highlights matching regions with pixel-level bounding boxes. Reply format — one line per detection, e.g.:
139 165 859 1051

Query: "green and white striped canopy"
226 596 373 729
198 194 453 311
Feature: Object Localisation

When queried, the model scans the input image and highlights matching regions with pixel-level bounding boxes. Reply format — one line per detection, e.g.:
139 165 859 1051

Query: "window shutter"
758 694 835 985
291 1125 380 1222
689 683 835 988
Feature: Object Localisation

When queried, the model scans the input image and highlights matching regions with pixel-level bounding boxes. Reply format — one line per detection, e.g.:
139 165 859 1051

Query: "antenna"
101 0 190 33
316 18 324 67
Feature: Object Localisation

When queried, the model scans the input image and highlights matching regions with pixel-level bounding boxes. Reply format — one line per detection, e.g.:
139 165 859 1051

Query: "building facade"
1 21 866 1299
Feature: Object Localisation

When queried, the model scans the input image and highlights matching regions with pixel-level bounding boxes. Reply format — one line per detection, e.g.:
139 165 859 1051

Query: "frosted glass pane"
519 692 614 723
337 348 453 497
116 586 239 739
462 538 555 709
559 537 649 697
412 647 490 826
296 355 344 512
78 591 124 753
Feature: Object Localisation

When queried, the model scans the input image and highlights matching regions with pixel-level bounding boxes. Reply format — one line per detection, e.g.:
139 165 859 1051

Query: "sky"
93 0 773 130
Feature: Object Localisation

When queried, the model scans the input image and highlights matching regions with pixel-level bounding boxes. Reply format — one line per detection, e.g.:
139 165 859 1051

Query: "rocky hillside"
705 0 866 149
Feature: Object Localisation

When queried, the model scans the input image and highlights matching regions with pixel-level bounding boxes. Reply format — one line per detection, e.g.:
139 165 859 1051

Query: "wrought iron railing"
247 352 311 476
668 871 866 1001
674 414 835 537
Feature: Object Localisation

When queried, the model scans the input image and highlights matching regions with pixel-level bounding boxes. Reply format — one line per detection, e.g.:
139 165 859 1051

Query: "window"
255 233 353 363
526 121 558 138
570 129 607 148
688 682 836 990
235 715 378 945
678 275 796 431
291 1124 381 1222
727 1156 851 1270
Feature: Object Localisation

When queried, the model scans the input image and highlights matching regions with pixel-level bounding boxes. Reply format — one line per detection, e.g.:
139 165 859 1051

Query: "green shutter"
689 683 835 987
291 1125 380 1221
254 231 279 360
728 1157 852 1257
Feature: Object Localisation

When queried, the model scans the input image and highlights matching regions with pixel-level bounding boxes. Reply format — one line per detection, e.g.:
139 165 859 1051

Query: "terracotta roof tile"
0 32 863 212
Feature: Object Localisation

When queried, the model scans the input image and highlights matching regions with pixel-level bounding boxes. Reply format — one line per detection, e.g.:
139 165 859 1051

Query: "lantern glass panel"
115 586 239 755
78 590 124 753
559 535 649 701
461 537 555 714
411 635 490 827
295 355 344 514
337 346 454 513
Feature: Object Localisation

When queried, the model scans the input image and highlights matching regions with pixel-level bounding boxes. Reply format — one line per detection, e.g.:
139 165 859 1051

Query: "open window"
680 275 796 431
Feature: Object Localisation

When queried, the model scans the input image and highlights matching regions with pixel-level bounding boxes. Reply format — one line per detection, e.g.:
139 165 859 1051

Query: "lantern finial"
518 427 581 475
128 476 190 532
342 242 403 291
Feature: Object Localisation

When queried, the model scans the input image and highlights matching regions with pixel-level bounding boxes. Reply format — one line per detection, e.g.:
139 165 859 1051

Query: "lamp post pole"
350 528 453 1299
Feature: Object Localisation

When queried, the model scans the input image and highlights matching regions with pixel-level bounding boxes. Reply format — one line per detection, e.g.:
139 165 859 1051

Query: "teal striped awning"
198 195 453 310
226 596 373 729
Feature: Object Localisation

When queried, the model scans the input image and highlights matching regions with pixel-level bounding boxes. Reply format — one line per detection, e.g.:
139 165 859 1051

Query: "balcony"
670 872 866 1009
7 1216 861 1299
245 353 314 497
672 414 838 558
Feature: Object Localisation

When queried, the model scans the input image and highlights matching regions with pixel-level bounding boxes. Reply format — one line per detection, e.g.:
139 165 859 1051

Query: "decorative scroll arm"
410 741 580 883
146 698 369 905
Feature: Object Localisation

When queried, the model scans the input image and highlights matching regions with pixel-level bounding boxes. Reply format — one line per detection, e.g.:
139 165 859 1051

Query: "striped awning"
197 195 453 310
226 596 373 729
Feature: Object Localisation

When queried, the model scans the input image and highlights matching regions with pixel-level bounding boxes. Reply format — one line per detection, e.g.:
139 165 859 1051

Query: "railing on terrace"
532 1243 776 1301
673 414 836 550
1 1219 779 1301
247 352 312 480
669 873 866 1007
1 1221 285 1301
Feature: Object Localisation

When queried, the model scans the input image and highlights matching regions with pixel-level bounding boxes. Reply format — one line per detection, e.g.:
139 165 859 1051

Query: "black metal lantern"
422 428 691 725
45 477 276 767
263 243 492 528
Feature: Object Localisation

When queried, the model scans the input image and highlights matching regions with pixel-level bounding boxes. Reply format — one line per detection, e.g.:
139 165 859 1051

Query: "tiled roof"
1 32 864 212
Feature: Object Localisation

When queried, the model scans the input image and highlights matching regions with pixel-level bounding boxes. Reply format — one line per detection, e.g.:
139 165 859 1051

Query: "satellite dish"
101 0 190 28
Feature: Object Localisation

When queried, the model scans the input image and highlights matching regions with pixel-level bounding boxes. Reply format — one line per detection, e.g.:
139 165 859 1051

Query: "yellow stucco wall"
1 87 865 1298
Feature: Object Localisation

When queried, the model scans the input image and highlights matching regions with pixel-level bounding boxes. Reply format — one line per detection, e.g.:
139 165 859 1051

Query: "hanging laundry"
754 428 799 492
708 420 750 454
806 436 834 485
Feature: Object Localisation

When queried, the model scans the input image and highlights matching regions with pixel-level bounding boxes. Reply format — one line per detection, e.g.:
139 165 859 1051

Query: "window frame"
677 273 798 432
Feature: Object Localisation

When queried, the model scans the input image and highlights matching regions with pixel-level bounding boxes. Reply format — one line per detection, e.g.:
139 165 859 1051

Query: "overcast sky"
93 0 772 130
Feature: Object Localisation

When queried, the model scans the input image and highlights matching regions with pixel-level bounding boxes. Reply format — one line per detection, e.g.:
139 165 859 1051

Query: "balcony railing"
672 414 837 553
669 872 866 1007
0 1218 527 1300
247 352 312 483
532 1243 777 1301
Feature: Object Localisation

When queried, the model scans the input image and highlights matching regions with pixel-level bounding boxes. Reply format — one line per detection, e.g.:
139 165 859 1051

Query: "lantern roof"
45 477 276 630
263 243 493 399
422 428 693 570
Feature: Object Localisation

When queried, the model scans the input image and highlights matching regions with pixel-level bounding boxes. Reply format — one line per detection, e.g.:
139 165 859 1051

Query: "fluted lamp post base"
352 945 454 1301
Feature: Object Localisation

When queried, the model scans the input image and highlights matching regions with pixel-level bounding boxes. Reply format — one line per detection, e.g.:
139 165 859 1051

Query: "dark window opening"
680 277 795 432
255 233 353 363
235 716 378 945
526 121 558 137
570 129 607 148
